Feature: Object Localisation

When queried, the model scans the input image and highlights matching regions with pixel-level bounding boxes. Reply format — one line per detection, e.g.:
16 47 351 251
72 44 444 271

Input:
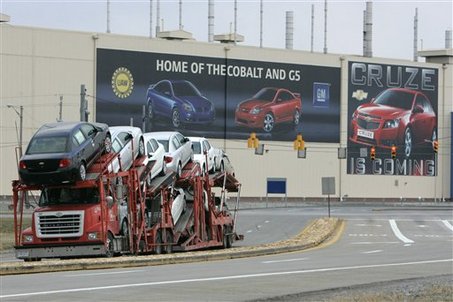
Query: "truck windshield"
39 187 99 206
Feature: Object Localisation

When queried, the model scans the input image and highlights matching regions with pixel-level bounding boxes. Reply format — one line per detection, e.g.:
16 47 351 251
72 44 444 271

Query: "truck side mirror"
106 196 114 208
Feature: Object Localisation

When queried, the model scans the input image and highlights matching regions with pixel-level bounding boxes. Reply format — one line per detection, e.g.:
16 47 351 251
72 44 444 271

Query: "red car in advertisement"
349 88 437 158
235 87 302 133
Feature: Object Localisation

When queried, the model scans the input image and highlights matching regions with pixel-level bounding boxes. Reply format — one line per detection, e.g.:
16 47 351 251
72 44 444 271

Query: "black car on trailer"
19 121 111 185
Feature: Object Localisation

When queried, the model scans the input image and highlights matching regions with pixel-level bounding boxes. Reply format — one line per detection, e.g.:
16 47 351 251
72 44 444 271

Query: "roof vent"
213 33 244 44
0 13 11 23
156 30 194 41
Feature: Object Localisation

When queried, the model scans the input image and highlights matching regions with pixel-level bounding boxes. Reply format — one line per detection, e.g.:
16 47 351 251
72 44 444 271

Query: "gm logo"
313 82 331 108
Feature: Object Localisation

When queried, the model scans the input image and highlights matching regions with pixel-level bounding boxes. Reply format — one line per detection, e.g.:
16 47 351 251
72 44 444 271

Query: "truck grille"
35 211 84 238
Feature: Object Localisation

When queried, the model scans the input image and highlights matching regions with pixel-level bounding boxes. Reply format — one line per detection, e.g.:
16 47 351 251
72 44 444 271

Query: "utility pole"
80 85 89 122
107 0 111 33
58 95 63 122
19 105 23 157
7 105 23 157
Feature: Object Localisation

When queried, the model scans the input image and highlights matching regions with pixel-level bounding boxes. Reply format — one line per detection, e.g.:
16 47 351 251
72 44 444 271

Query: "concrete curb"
0 217 342 276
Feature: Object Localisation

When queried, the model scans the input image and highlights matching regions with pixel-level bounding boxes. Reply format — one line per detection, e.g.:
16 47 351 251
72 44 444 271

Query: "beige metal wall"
1 24 451 200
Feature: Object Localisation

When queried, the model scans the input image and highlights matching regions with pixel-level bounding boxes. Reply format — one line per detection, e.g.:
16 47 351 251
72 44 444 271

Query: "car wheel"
176 162 182 178
104 133 112 153
263 113 275 133
202 164 206 176
404 128 413 158
293 110 300 126
211 158 216 173
78 162 87 181
138 138 145 157
159 163 167 176
172 108 181 128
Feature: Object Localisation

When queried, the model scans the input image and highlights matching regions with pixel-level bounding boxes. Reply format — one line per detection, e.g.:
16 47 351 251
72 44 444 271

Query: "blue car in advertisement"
145 79 215 128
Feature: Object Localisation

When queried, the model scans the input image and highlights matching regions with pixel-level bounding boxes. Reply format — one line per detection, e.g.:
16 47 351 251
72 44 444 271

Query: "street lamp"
7 104 24 157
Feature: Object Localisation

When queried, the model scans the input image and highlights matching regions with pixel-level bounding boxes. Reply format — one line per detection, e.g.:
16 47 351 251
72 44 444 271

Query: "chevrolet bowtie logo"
352 89 368 101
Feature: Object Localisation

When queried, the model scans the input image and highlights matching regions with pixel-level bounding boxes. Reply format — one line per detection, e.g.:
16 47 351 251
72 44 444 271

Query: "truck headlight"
23 235 33 243
88 232 99 240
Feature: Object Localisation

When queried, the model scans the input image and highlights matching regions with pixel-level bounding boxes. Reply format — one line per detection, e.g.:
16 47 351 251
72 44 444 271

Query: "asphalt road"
1 204 452 301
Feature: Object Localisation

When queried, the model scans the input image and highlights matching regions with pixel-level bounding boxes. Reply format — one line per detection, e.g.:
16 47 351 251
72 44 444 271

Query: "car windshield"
27 136 68 154
173 82 201 97
39 187 99 206
192 142 202 154
252 88 277 102
373 89 414 110
158 139 169 152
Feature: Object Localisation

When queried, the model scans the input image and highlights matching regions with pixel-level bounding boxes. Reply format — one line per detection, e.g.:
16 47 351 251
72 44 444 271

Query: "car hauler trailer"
11 152 242 261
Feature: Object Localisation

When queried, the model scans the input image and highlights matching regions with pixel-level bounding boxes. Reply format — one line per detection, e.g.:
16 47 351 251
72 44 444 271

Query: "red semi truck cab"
16 183 126 260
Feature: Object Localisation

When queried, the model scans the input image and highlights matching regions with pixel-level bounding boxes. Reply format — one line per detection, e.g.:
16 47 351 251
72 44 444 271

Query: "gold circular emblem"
111 67 134 98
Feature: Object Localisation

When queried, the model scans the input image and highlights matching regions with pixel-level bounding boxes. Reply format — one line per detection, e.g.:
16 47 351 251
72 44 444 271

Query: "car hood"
176 96 211 107
239 99 269 110
356 103 407 119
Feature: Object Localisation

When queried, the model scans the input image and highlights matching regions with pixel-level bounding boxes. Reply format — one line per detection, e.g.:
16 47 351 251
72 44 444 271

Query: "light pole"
7 104 23 157
7 104 28 209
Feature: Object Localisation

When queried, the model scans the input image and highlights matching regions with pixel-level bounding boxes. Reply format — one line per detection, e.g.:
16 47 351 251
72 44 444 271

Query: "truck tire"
223 225 233 248
164 231 173 254
154 230 163 254
105 232 115 257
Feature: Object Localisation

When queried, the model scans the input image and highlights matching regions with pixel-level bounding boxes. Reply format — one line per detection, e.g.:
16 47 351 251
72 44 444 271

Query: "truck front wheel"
105 232 115 257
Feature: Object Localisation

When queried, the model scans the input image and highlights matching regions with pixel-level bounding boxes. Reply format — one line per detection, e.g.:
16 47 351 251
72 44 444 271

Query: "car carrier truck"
11 150 242 261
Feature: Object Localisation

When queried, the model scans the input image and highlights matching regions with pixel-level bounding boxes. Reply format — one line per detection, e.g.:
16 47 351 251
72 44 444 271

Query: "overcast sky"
1 0 452 61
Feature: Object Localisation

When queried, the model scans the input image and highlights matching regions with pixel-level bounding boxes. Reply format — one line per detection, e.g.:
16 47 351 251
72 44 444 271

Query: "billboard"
96 48 340 142
347 61 438 176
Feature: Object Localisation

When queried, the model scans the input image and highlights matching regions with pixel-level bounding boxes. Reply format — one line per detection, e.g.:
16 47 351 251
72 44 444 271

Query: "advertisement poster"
96 48 340 142
347 61 438 176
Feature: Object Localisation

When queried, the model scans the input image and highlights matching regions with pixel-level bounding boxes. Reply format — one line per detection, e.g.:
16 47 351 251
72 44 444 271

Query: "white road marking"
265 220 270 223
417 225 428 228
389 219 414 244
362 250 383 254
348 234 387 237
246 230 253 233
262 258 308 264
2 259 451 299
0 259 21 263
442 220 453 232
66 270 145 277
351 242 399 245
